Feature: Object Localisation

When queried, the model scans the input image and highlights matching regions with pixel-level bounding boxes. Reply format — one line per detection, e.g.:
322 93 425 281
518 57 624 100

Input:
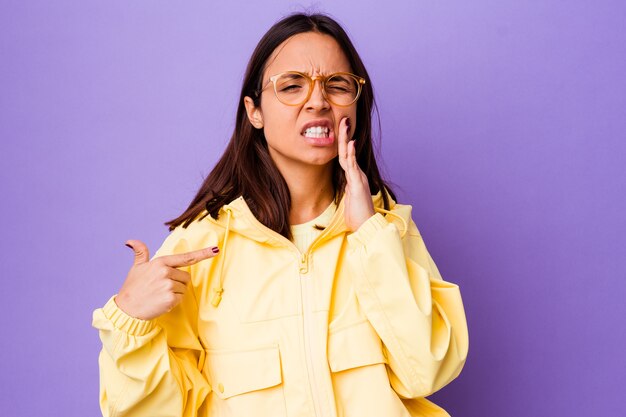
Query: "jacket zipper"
226 201 344 416
299 251 324 417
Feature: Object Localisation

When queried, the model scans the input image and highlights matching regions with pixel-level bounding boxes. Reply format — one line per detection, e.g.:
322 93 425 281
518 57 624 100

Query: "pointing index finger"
159 246 219 268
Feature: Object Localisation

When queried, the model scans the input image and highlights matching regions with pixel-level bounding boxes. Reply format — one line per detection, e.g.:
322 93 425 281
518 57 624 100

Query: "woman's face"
244 32 358 171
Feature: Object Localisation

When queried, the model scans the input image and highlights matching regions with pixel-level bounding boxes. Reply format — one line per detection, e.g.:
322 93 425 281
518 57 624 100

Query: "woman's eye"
281 84 302 92
328 86 350 92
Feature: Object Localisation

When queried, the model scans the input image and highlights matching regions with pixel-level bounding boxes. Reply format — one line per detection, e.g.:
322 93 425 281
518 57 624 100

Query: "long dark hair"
166 12 396 239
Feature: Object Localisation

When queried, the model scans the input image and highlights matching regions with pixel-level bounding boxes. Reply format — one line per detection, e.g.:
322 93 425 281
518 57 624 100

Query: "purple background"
1 1 625 416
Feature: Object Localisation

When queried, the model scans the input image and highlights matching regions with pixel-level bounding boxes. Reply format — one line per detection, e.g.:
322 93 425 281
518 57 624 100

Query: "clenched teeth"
303 126 330 138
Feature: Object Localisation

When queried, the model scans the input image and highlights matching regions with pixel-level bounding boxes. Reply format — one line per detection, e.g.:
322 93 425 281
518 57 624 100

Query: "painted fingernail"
125 243 132 249
212 247 220 253
346 118 351 129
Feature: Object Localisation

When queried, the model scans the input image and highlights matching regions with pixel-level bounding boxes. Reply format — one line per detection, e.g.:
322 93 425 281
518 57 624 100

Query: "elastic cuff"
102 295 157 336
347 213 388 247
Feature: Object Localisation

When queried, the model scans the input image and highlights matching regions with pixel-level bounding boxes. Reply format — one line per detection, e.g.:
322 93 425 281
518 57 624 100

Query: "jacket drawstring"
211 207 232 307
374 207 408 239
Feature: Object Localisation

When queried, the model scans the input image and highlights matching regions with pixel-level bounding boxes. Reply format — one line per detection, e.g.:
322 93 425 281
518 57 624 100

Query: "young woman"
93 12 469 417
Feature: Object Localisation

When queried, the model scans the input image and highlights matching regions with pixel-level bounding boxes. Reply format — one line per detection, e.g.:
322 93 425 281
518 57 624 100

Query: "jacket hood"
209 189 406 247
203 189 408 308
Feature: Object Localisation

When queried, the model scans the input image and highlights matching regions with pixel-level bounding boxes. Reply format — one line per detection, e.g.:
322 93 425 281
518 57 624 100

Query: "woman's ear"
243 96 264 129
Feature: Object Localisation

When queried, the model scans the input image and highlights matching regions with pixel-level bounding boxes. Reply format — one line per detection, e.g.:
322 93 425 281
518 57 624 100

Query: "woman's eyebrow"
290 70 345 77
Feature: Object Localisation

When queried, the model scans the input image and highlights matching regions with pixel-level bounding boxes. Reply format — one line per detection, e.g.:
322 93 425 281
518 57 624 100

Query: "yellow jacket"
92 192 469 417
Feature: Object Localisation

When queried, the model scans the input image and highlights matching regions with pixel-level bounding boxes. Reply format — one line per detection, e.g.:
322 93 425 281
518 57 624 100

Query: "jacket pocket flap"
328 320 387 372
206 344 283 399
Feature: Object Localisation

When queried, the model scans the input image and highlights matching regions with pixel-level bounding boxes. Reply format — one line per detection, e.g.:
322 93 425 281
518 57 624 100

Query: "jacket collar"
203 190 402 308
210 190 397 247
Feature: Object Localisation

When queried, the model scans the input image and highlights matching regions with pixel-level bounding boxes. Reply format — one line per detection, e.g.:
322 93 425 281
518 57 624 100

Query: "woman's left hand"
337 116 375 231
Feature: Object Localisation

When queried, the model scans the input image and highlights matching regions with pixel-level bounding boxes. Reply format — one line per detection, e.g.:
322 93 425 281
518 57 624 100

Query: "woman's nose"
305 79 330 109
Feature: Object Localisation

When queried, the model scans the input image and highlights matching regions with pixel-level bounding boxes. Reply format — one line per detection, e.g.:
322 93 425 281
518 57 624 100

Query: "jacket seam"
328 318 369 334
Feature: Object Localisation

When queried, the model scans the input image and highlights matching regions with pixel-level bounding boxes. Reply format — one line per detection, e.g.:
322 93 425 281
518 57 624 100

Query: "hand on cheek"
337 116 375 231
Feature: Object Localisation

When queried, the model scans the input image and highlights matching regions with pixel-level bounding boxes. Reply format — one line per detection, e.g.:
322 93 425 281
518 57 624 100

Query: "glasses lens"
325 74 360 106
274 73 309 105
273 72 361 106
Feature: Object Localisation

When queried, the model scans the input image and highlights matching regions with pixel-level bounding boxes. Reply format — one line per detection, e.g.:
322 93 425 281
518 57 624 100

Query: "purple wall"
1 1 624 416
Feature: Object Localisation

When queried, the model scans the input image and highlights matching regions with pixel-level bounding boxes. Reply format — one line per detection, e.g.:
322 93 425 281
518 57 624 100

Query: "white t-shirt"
289 200 337 253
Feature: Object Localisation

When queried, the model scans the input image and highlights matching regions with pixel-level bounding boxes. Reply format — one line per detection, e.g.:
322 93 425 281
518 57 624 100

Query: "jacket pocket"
328 320 388 372
204 343 287 416
328 321 407 417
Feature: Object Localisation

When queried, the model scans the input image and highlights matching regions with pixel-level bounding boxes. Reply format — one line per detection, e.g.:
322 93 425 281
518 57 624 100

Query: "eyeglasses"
255 71 366 107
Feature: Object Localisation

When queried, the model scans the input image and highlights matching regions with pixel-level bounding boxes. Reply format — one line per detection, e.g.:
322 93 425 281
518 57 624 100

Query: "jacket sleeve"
92 228 211 417
346 210 469 399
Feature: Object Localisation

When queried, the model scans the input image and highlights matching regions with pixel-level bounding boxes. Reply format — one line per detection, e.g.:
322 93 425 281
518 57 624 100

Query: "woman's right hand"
114 239 220 321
